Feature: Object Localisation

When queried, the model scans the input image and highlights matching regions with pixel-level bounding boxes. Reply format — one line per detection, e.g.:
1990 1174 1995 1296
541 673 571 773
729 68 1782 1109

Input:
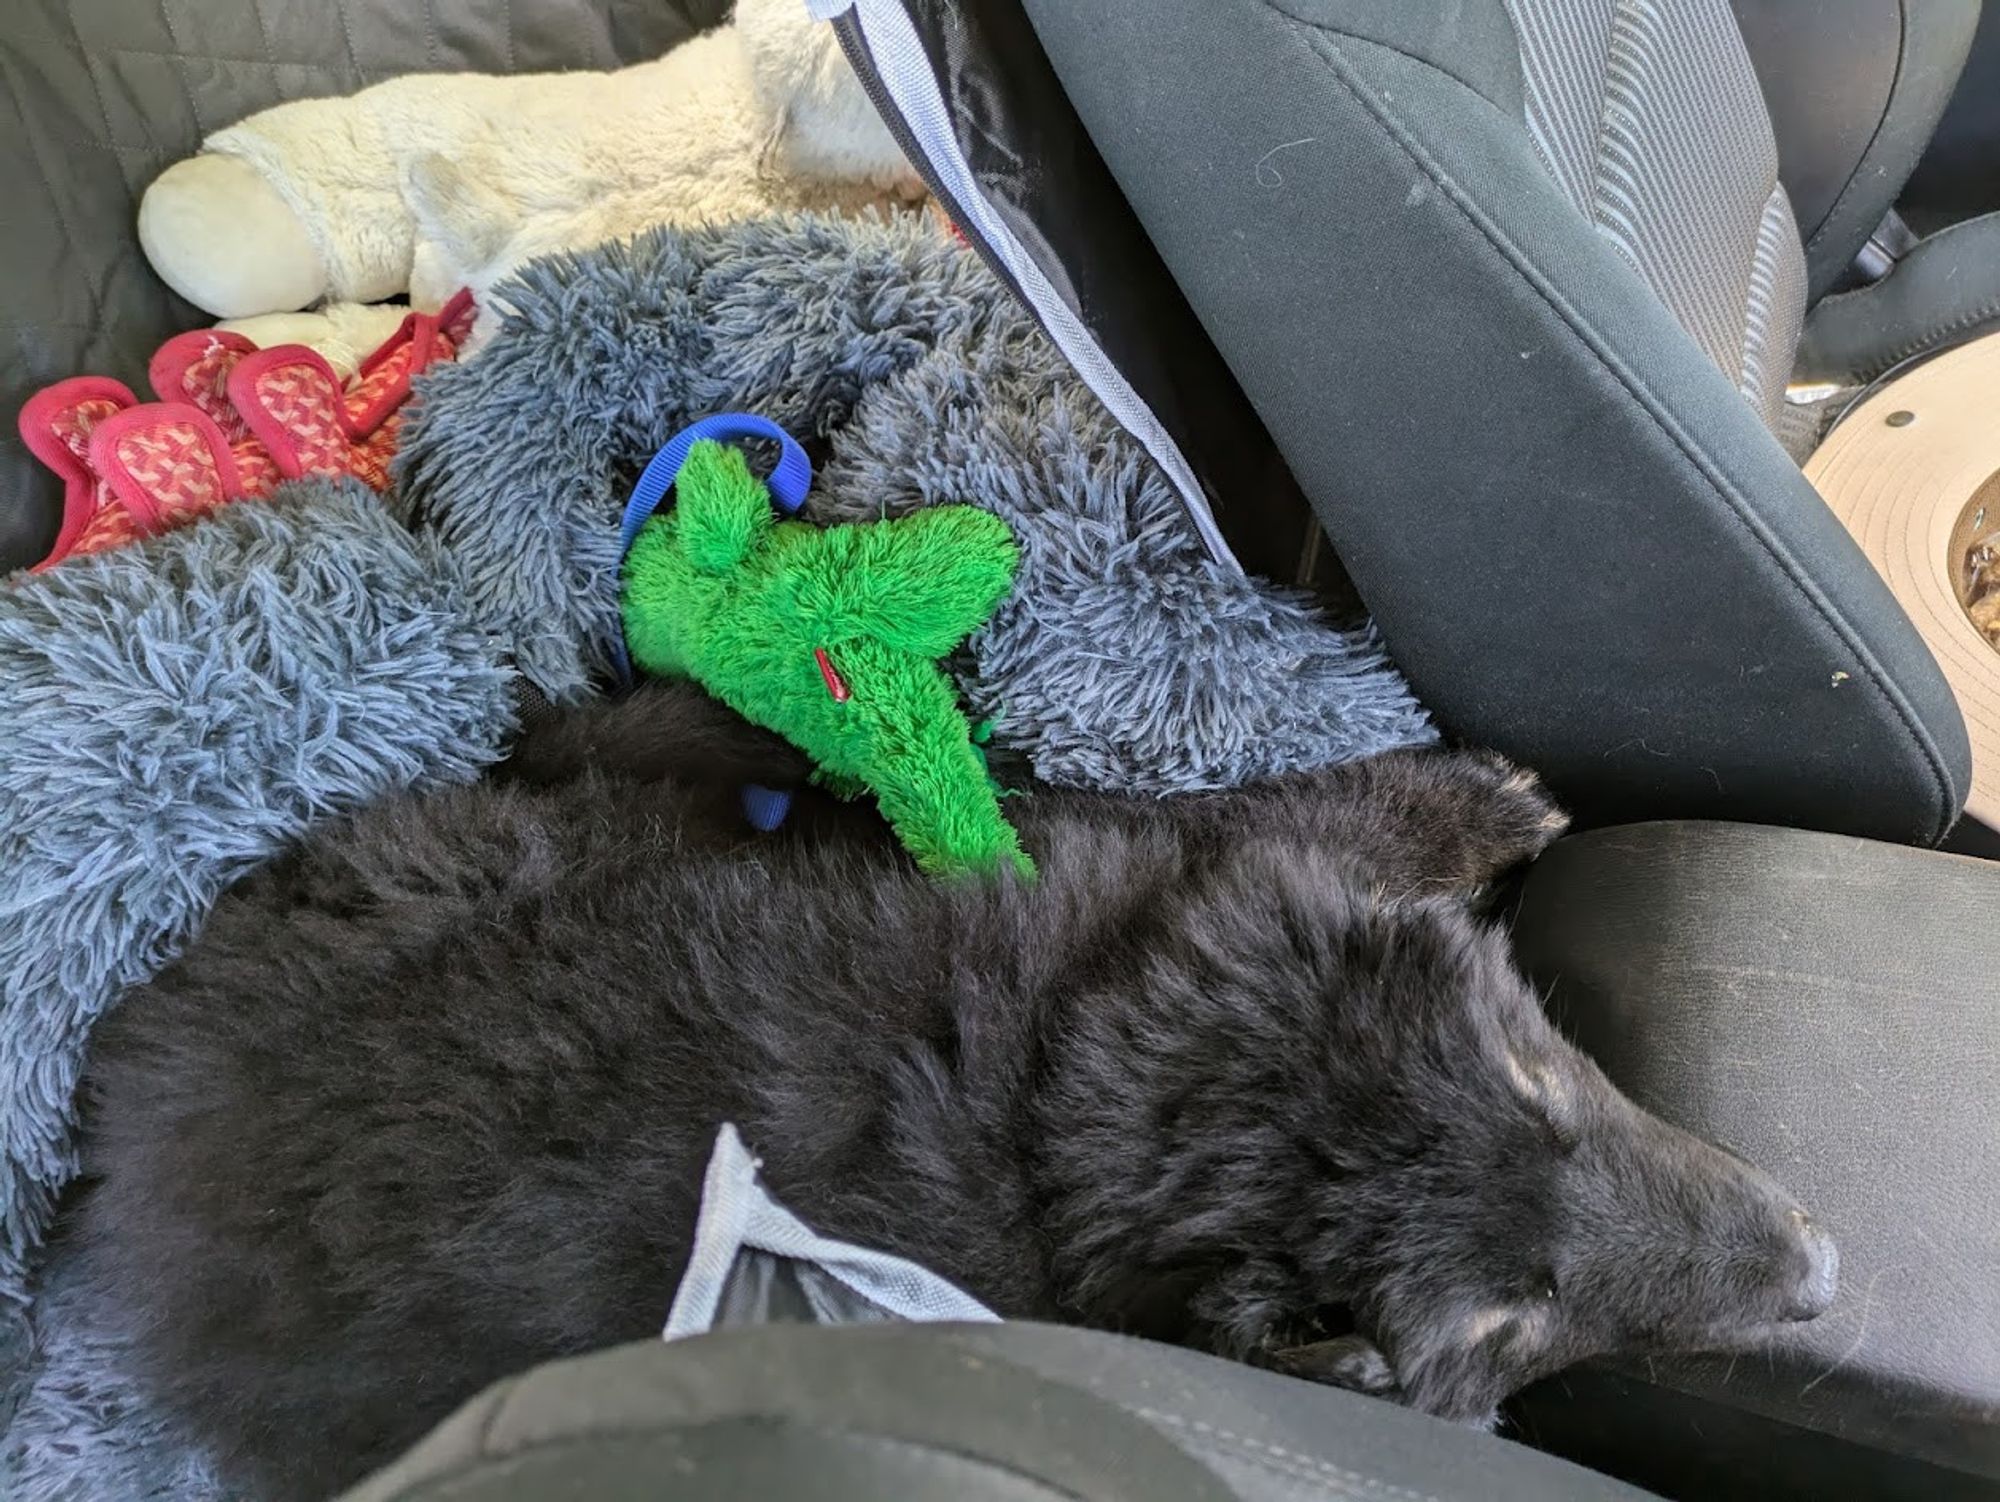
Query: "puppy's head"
1309 898 1837 1423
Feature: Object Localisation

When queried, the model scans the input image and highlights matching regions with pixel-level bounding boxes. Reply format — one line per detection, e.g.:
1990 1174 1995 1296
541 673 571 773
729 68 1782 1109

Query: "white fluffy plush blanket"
198 0 920 335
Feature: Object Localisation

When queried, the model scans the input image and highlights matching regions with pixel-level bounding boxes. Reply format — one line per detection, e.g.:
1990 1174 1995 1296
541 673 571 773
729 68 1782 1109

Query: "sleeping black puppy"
63 683 1835 1499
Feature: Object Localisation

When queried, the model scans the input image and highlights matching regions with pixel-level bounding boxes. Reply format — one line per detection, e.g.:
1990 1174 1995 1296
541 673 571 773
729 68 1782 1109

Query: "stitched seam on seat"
419 0 444 69
152 0 207 135
30 133 164 160
1800 217 2000 382
380 1419 1104 1501
1803 0 1911 255
333 0 366 84
49 44 372 69
0 49 106 343
1255 0 1511 109
71 30 124 150
1136 1409 1441 1502
1178 1436 1378 1500
1806 214 2000 384
1852 289 2000 384
1279 24 1955 836
247 0 277 69
65 10 167 204
1032 1345 1438 1502
75 47 143 195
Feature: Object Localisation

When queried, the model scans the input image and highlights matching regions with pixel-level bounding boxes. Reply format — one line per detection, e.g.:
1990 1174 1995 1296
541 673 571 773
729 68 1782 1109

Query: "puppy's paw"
1265 1334 1403 1397
1436 750 1570 877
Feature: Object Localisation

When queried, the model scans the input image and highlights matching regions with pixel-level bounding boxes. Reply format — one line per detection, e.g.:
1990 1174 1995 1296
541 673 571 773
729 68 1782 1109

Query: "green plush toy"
621 438 1032 880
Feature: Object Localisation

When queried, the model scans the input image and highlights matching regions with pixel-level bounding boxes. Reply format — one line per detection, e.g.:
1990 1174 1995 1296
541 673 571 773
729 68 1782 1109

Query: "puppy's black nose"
1782 1216 1839 1322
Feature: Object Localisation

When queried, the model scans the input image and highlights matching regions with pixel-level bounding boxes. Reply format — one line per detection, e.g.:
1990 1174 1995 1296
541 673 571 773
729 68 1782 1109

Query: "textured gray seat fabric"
342 1324 1665 1502
1510 822 2000 1498
1019 0 1970 844
0 0 731 573
1505 0 1805 432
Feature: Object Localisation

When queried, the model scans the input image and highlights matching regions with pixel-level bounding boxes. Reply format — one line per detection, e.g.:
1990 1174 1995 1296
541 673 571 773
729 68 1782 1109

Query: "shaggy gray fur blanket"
0 213 1426 1498
403 213 1432 794
0 486 517 1497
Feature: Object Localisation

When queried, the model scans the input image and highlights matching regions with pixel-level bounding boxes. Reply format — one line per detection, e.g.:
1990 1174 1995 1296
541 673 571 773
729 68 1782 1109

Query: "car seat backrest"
1014 0 1970 841
1731 0 1982 300
1505 0 1805 431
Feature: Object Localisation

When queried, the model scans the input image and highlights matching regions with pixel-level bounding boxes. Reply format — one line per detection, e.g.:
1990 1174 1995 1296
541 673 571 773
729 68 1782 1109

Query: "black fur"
62 683 1834 1499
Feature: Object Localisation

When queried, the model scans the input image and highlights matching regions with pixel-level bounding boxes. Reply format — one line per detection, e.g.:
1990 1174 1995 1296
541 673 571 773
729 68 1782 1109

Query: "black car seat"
835 0 1974 846
1729 0 2000 389
1507 822 2000 1499
1730 0 1982 305
1902 0 2000 231
826 3 2000 1494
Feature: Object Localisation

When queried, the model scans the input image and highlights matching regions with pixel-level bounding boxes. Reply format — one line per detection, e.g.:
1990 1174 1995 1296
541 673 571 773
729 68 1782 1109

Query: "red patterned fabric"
17 379 139 566
349 426 398 491
233 444 285 499
151 332 258 443
347 337 423 430
17 290 475 572
50 398 131 544
48 396 124 468
105 418 233 528
243 356 352 477
70 503 146 557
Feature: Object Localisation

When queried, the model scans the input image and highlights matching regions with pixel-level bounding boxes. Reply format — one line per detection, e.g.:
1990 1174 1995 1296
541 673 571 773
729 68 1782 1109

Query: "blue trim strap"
740 784 795 832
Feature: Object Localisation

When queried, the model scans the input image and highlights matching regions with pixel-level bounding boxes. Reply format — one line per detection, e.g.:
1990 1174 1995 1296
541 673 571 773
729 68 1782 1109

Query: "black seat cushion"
1510 821 2000 1498
1730 0 1980 300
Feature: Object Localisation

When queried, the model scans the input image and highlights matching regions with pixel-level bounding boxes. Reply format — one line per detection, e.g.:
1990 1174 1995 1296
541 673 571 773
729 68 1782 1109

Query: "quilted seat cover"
0 0 730 573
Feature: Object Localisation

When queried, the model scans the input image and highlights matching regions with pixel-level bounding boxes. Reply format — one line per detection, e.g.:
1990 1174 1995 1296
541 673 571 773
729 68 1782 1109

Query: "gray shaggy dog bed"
0 484 518 1499
402 212 1433 793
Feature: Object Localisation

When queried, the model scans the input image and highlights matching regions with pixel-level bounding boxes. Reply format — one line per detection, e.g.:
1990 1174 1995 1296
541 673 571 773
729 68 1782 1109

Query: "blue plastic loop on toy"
611 414 813 685
611 414 809 833
616 412 812 562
